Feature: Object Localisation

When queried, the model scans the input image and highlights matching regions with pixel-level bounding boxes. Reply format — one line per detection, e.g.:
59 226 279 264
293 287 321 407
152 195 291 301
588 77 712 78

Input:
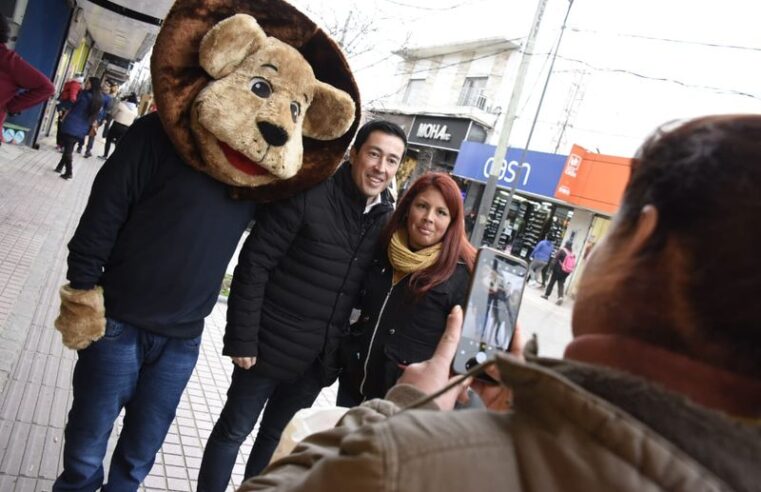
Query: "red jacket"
59 79 81 103
0 44 55 128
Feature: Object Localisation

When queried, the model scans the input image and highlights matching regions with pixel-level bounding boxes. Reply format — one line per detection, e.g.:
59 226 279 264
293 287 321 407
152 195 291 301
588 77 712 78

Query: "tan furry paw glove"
54 285 106 350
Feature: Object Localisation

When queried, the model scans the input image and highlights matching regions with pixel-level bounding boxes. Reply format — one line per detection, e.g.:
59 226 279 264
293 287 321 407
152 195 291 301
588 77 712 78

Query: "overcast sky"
287 0 761 156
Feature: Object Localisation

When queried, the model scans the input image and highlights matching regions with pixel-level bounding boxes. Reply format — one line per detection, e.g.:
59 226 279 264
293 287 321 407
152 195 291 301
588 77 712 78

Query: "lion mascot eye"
251 78 272 98
290 102 301 122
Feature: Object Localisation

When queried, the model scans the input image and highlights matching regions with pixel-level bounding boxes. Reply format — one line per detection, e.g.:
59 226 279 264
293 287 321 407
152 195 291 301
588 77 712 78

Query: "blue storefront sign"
453 141 567 198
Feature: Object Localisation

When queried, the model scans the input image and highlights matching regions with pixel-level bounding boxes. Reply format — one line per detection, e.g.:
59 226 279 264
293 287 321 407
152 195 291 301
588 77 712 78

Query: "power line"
382 0 486 11
568 27 761 53
552 55 761 101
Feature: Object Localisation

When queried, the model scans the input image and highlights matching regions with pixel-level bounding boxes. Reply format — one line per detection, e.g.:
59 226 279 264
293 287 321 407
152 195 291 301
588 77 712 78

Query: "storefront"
553 144 632 295
452 141 571 259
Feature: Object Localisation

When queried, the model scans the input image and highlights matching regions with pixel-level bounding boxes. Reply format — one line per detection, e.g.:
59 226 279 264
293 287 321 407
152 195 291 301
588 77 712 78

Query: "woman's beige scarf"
388 229 442 285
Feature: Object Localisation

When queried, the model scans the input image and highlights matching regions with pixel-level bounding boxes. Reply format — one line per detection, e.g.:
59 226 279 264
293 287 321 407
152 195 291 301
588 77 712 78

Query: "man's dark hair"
352 119 407 155
617 115 761 376
0 16 10 45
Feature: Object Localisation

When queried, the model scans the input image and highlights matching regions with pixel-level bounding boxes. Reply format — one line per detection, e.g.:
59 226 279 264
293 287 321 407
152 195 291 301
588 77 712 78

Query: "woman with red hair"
338 172 476 406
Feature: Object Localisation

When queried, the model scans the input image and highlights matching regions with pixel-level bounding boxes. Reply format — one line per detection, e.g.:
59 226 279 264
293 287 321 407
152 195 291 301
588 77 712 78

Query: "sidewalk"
0 136 572 491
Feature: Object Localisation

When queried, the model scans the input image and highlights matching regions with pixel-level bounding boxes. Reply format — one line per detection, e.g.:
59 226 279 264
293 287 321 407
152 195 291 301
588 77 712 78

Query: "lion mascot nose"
257 121 289 147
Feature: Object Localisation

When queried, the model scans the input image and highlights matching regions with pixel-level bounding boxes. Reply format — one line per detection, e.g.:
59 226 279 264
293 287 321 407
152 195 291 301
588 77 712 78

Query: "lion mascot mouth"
151 0 361 202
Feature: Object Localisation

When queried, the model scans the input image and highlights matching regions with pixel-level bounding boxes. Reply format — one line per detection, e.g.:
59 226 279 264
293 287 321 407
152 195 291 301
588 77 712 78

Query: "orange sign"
554 144 632 215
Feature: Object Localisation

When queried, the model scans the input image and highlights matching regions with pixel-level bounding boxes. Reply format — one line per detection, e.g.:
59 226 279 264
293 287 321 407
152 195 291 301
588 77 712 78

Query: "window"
458 76 488 109
403 79 426 105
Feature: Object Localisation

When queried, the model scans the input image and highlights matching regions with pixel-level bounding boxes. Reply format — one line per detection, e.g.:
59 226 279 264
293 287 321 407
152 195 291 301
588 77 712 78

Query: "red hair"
382 172 476 298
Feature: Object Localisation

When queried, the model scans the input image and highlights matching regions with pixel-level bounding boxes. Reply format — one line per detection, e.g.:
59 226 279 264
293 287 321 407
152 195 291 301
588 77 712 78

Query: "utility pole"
470 0 550 247
497 0 575 242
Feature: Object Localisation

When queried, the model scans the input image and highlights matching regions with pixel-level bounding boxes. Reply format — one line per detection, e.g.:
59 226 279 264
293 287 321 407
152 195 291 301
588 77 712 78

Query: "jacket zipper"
359 277 396 397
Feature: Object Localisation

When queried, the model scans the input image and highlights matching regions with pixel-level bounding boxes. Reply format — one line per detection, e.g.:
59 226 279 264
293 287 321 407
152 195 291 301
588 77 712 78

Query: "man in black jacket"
197 120 407 490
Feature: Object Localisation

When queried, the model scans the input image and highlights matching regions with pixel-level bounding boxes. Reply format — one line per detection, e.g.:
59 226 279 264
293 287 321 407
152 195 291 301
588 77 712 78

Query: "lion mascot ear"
199 14 267 79
302 80 356 141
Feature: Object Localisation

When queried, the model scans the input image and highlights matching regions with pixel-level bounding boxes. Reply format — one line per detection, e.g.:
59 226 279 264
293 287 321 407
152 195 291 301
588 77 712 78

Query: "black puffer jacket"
340 255 470 401
224 163 393 382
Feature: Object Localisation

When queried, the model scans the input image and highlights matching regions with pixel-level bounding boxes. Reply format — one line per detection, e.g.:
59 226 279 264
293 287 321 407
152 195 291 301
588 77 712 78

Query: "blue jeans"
53 319 201 492
197 364 323 491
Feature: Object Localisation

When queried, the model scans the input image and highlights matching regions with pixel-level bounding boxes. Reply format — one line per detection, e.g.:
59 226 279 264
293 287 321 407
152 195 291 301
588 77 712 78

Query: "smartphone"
452 247 528 377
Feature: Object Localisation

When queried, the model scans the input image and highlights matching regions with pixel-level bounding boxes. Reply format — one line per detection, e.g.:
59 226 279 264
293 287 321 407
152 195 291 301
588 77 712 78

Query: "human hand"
397 305 471 410
231 356 257 369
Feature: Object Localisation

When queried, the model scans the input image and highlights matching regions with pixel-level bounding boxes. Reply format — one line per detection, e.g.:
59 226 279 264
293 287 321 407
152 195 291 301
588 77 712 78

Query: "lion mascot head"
151 0 360 201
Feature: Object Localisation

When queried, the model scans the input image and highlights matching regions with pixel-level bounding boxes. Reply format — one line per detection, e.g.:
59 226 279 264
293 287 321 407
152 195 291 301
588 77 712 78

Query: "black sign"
408 116 472 151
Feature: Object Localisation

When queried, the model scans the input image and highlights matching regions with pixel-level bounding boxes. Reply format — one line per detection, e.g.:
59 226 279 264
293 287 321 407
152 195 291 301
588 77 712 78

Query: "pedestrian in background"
542 240 575 305
99 93 138 160
54 77 103 180
100 83 119 138
337 172 475 406
55 74 83 151
78 81 111 157
527 235 552 287
0 15 54 136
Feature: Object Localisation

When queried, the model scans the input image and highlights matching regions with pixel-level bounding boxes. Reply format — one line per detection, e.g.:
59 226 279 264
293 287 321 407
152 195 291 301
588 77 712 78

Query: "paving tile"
32 387 54 426
14 476 36 492
0 473 18 491
161 443 183 456
18 424 46 478
143 474 166 489
17 382 42 423
1 421 30 474
164 464 188 479
0 379 25 420
166 477 191 491
38 427 63 480
34 478 54 492
48 388 69 429
162 453 184 467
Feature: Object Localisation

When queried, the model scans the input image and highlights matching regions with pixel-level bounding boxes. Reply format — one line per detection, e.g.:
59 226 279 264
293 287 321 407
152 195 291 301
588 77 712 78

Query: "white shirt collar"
363 194 382 214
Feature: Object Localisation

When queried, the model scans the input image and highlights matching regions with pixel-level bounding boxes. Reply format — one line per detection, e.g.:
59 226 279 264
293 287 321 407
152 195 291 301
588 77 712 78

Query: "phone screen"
453 248 528 375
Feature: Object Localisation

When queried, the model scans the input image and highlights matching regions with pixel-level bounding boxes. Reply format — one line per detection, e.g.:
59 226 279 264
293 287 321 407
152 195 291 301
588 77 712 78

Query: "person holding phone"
337 172 476 406
239 115 760 492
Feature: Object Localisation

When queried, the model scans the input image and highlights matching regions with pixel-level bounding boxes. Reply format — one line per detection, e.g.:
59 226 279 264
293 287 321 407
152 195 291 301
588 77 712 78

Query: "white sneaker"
556 297 564 306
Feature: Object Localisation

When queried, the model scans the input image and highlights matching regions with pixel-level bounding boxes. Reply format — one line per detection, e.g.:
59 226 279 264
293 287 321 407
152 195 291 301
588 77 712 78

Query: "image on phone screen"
453 248 528 375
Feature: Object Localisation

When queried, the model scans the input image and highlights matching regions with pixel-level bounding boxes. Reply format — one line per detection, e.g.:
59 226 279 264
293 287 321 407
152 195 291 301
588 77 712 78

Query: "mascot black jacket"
66 113 257 338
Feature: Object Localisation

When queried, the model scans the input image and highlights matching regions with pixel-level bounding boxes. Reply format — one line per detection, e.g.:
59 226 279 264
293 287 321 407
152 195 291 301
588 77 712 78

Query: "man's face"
350 130 405 202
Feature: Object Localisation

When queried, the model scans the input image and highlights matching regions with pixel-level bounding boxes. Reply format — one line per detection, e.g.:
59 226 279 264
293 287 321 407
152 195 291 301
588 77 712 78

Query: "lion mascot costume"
50 1 359 489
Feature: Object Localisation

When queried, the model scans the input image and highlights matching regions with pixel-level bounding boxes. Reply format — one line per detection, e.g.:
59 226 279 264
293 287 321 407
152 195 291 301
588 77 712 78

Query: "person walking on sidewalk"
542 240 575 305
53 77 103 180
336 172 475 406
197 120 406 490
55 75 83 151
0 16 54 132
527 235 552 287
100 83 119 138
99 93 138 160
78 81 111 158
